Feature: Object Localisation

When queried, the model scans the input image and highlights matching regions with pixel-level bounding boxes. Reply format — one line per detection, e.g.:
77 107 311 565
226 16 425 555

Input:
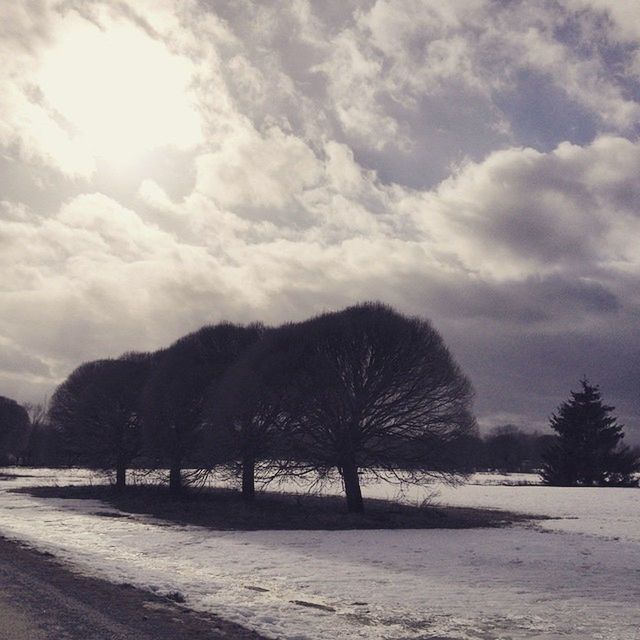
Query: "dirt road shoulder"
0 535 265 640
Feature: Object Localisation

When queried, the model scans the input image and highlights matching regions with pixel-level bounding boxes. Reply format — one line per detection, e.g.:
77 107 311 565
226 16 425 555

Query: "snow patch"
0 468 638 639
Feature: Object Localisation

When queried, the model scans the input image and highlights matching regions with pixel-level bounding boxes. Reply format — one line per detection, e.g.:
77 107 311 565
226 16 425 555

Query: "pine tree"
541 379 639 487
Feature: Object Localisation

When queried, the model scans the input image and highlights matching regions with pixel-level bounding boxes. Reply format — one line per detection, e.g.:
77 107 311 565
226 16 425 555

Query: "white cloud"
567 0 640 42
0 2 205 178
0 3 93 177
416 136 640 280
36 10 202 164
194 125 323 213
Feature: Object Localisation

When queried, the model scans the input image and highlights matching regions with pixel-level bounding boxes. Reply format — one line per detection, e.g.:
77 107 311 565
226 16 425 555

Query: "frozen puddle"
1 469 639 640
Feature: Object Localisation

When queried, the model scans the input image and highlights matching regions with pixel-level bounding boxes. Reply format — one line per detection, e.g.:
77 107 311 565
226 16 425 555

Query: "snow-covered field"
1 468 638 640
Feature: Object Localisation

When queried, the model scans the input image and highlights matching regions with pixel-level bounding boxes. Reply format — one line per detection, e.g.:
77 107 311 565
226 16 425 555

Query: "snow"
361 473 640 542
1 468 639 639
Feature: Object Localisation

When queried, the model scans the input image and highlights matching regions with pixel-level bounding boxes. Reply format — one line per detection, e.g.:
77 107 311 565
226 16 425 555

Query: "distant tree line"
451 425 557 474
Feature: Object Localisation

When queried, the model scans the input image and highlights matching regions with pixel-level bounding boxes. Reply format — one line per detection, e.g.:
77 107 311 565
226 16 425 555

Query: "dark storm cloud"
433 275 620 324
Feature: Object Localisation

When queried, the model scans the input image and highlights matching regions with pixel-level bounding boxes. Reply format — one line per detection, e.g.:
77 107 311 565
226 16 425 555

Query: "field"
1 468 638 640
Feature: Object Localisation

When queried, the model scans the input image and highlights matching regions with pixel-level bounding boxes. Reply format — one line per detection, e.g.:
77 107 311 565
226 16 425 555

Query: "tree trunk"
242 454 255 502
169 461 182 495
115 460 126 492
341 459 364 513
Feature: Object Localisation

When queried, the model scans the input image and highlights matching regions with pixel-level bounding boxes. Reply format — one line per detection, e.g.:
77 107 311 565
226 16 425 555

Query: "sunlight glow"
37 17 202 166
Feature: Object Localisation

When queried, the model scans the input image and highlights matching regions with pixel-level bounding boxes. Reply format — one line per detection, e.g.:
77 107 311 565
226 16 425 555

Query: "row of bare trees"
37 303 476 512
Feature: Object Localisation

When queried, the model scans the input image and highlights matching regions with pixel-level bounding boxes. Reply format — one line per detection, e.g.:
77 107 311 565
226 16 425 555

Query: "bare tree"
205 326 298 501
49 353 153 489
0 396 30 465
22 400 51 466
247 303 476 512
141 323 262 494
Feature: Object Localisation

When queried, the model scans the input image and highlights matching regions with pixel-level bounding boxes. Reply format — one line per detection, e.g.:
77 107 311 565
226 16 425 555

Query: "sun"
36 14 202 166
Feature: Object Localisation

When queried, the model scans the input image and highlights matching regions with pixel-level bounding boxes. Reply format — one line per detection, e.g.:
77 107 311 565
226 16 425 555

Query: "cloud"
194 125 323 216
4 136 640 430
421 136 640 280
0 338 50 377
0 2 204 178
1 0 639 439
567 0 640 43
0 3 94 177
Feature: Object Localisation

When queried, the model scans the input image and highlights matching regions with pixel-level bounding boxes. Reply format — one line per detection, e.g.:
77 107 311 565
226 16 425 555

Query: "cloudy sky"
1 0 639 439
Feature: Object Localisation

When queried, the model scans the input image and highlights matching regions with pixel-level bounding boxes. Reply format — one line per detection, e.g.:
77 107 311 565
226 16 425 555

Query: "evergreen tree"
541 379 639 487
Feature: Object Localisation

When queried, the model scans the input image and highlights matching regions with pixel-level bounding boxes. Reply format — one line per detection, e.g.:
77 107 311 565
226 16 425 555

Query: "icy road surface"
0 469 638 640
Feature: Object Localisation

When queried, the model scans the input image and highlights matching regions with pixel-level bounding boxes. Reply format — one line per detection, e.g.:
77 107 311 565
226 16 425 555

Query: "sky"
1 0 639 440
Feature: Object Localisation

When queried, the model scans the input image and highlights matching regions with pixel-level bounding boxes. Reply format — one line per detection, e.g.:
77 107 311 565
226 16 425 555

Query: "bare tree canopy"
49 353 153 489
205 325 298 501
141 322 263 493
245 302 476 512
0 396 30 464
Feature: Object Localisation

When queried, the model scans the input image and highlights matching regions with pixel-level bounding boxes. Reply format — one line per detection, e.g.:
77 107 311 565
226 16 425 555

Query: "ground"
0 535 264 640
1 469 639 639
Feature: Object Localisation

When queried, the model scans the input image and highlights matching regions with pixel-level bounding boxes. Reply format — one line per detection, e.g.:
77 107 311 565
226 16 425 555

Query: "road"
0 535 265 640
